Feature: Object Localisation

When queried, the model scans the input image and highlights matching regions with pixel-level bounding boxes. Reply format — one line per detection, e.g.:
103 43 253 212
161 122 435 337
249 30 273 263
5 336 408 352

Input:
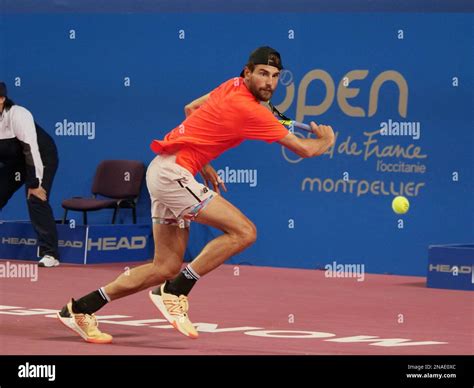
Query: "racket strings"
268 101 291 121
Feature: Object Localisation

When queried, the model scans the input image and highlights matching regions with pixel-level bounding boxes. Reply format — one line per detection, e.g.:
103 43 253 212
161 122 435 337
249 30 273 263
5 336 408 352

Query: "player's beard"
248 81 274 102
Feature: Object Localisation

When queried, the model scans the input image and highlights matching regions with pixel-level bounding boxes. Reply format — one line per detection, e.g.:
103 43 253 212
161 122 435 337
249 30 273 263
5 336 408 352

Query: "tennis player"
57 46 335 343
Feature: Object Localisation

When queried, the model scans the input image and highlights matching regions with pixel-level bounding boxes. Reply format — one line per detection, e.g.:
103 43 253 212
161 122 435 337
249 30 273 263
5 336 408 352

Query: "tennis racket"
268 101 312 133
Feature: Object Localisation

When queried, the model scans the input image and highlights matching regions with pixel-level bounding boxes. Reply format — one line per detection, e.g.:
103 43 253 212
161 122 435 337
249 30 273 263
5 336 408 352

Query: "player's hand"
27 186 47 201
310 121 335 147
200 164 227 194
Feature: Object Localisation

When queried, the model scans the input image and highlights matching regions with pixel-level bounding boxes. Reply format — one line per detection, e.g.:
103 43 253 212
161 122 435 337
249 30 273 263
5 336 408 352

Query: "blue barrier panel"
57 224 88 264
0 222 87 264
0 222 39 261
85 224 153 264
0 222 153 264
427 244 474 291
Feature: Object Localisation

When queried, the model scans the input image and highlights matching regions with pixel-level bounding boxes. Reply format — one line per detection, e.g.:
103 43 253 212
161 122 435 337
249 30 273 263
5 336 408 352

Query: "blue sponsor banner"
85 224 153 264
427 244 474 291
0 222 153 264
0 222 38 261
0 222 87 264
56 224 88 264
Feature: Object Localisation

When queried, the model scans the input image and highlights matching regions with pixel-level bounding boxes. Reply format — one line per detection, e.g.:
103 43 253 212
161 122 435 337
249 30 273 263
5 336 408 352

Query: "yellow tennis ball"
392 196 409 214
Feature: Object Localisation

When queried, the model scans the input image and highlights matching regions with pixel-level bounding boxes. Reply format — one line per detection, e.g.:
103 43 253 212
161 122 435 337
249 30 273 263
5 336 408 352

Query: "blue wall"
1 2 473 275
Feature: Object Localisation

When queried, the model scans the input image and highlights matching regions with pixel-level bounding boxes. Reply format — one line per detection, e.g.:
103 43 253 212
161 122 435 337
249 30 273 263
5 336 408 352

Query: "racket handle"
293 121 312 132
278 119 313 133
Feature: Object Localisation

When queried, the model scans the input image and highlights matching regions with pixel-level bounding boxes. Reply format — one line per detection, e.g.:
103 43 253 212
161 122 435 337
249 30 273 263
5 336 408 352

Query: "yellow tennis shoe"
57 300 113 344
149 284 198 339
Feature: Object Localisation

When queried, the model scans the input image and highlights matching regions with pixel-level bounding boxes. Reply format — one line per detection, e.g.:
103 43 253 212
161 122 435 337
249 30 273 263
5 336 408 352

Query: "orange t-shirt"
150 77 289 175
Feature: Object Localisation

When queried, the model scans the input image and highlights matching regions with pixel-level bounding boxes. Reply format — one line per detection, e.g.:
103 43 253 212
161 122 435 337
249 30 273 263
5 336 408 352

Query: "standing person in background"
0 82 60 267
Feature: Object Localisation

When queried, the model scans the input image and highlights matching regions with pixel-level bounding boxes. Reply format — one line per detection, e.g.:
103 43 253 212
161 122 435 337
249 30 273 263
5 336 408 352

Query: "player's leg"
57 154 191 343
189 195 256 274
152 194 254 331
150 194 256 339
147 220 204 338
57 221 188 343
103 222 189 300
163 194 256 296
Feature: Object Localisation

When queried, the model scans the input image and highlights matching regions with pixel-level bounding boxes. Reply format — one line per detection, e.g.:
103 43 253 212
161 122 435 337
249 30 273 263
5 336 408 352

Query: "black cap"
240 46 283 77
0 82 7 97
248 46 283 69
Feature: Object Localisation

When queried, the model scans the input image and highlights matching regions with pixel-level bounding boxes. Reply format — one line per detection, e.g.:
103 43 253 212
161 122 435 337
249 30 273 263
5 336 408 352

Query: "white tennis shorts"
146 154 215 227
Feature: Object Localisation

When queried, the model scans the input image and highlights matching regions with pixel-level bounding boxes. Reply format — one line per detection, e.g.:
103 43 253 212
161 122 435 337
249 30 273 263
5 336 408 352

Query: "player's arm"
278 122 335 158
184 93 211 117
